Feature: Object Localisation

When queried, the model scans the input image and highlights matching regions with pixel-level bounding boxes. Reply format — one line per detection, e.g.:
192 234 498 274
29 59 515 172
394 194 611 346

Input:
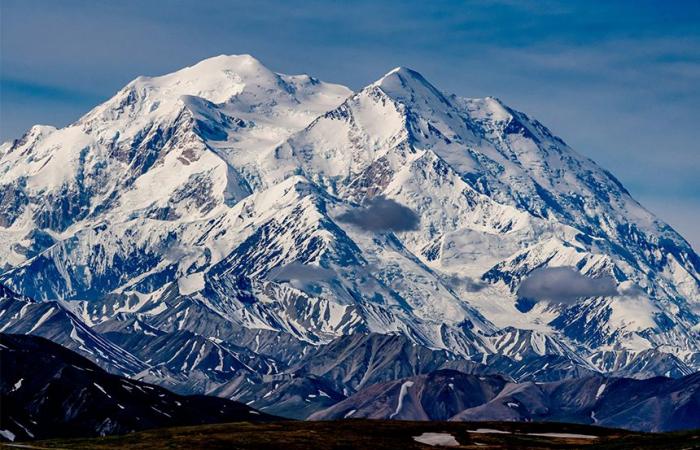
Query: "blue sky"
1 0 698 249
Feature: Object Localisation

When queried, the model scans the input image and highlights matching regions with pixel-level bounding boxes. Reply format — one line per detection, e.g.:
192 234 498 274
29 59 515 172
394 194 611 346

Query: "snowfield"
413 432 460 446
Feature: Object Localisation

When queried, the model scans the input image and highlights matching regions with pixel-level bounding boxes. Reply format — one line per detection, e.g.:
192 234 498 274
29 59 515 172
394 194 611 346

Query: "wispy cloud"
267 262 335 290
444 274 488 292
1 78 103 104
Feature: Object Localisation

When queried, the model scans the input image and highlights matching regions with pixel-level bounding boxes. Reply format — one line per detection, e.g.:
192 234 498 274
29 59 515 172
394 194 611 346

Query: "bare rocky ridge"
311 369 700 432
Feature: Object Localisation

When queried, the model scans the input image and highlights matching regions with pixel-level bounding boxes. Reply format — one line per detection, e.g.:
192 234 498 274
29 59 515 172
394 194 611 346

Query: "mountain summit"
0 55 698 399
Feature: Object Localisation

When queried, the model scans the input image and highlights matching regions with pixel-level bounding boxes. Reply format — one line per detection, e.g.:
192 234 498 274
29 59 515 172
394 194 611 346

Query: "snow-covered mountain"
1 54 698 393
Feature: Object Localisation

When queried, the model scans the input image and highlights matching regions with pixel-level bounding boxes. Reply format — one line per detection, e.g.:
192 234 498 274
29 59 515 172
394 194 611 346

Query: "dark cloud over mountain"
268 262 335 290
517 267 617 304
337 197 419 233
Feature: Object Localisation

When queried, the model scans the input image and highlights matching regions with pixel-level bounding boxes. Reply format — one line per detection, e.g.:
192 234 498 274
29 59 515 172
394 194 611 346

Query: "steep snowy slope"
0 55 698 385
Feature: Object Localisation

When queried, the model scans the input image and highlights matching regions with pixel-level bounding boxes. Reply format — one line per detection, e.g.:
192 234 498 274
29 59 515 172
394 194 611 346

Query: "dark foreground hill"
0 333 276 442
2 420 698 450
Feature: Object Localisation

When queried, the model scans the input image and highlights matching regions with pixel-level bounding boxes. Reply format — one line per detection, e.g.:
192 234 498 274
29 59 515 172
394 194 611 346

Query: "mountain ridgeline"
1 333 697 442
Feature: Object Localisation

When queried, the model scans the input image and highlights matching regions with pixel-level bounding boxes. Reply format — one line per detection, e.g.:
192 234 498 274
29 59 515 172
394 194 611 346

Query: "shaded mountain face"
311 369 700 432
309 370 509 422
0 285 146 376
0 333 276 442
2 285 618 421
0 54 698 397
212 374 347 420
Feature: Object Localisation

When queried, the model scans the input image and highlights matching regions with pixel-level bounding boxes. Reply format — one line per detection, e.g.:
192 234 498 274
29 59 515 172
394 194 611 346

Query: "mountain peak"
384 66 422 77
375 66 431 89
381 65 426 77
184 54 272 76
372 66 451 108
114 54 282 106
